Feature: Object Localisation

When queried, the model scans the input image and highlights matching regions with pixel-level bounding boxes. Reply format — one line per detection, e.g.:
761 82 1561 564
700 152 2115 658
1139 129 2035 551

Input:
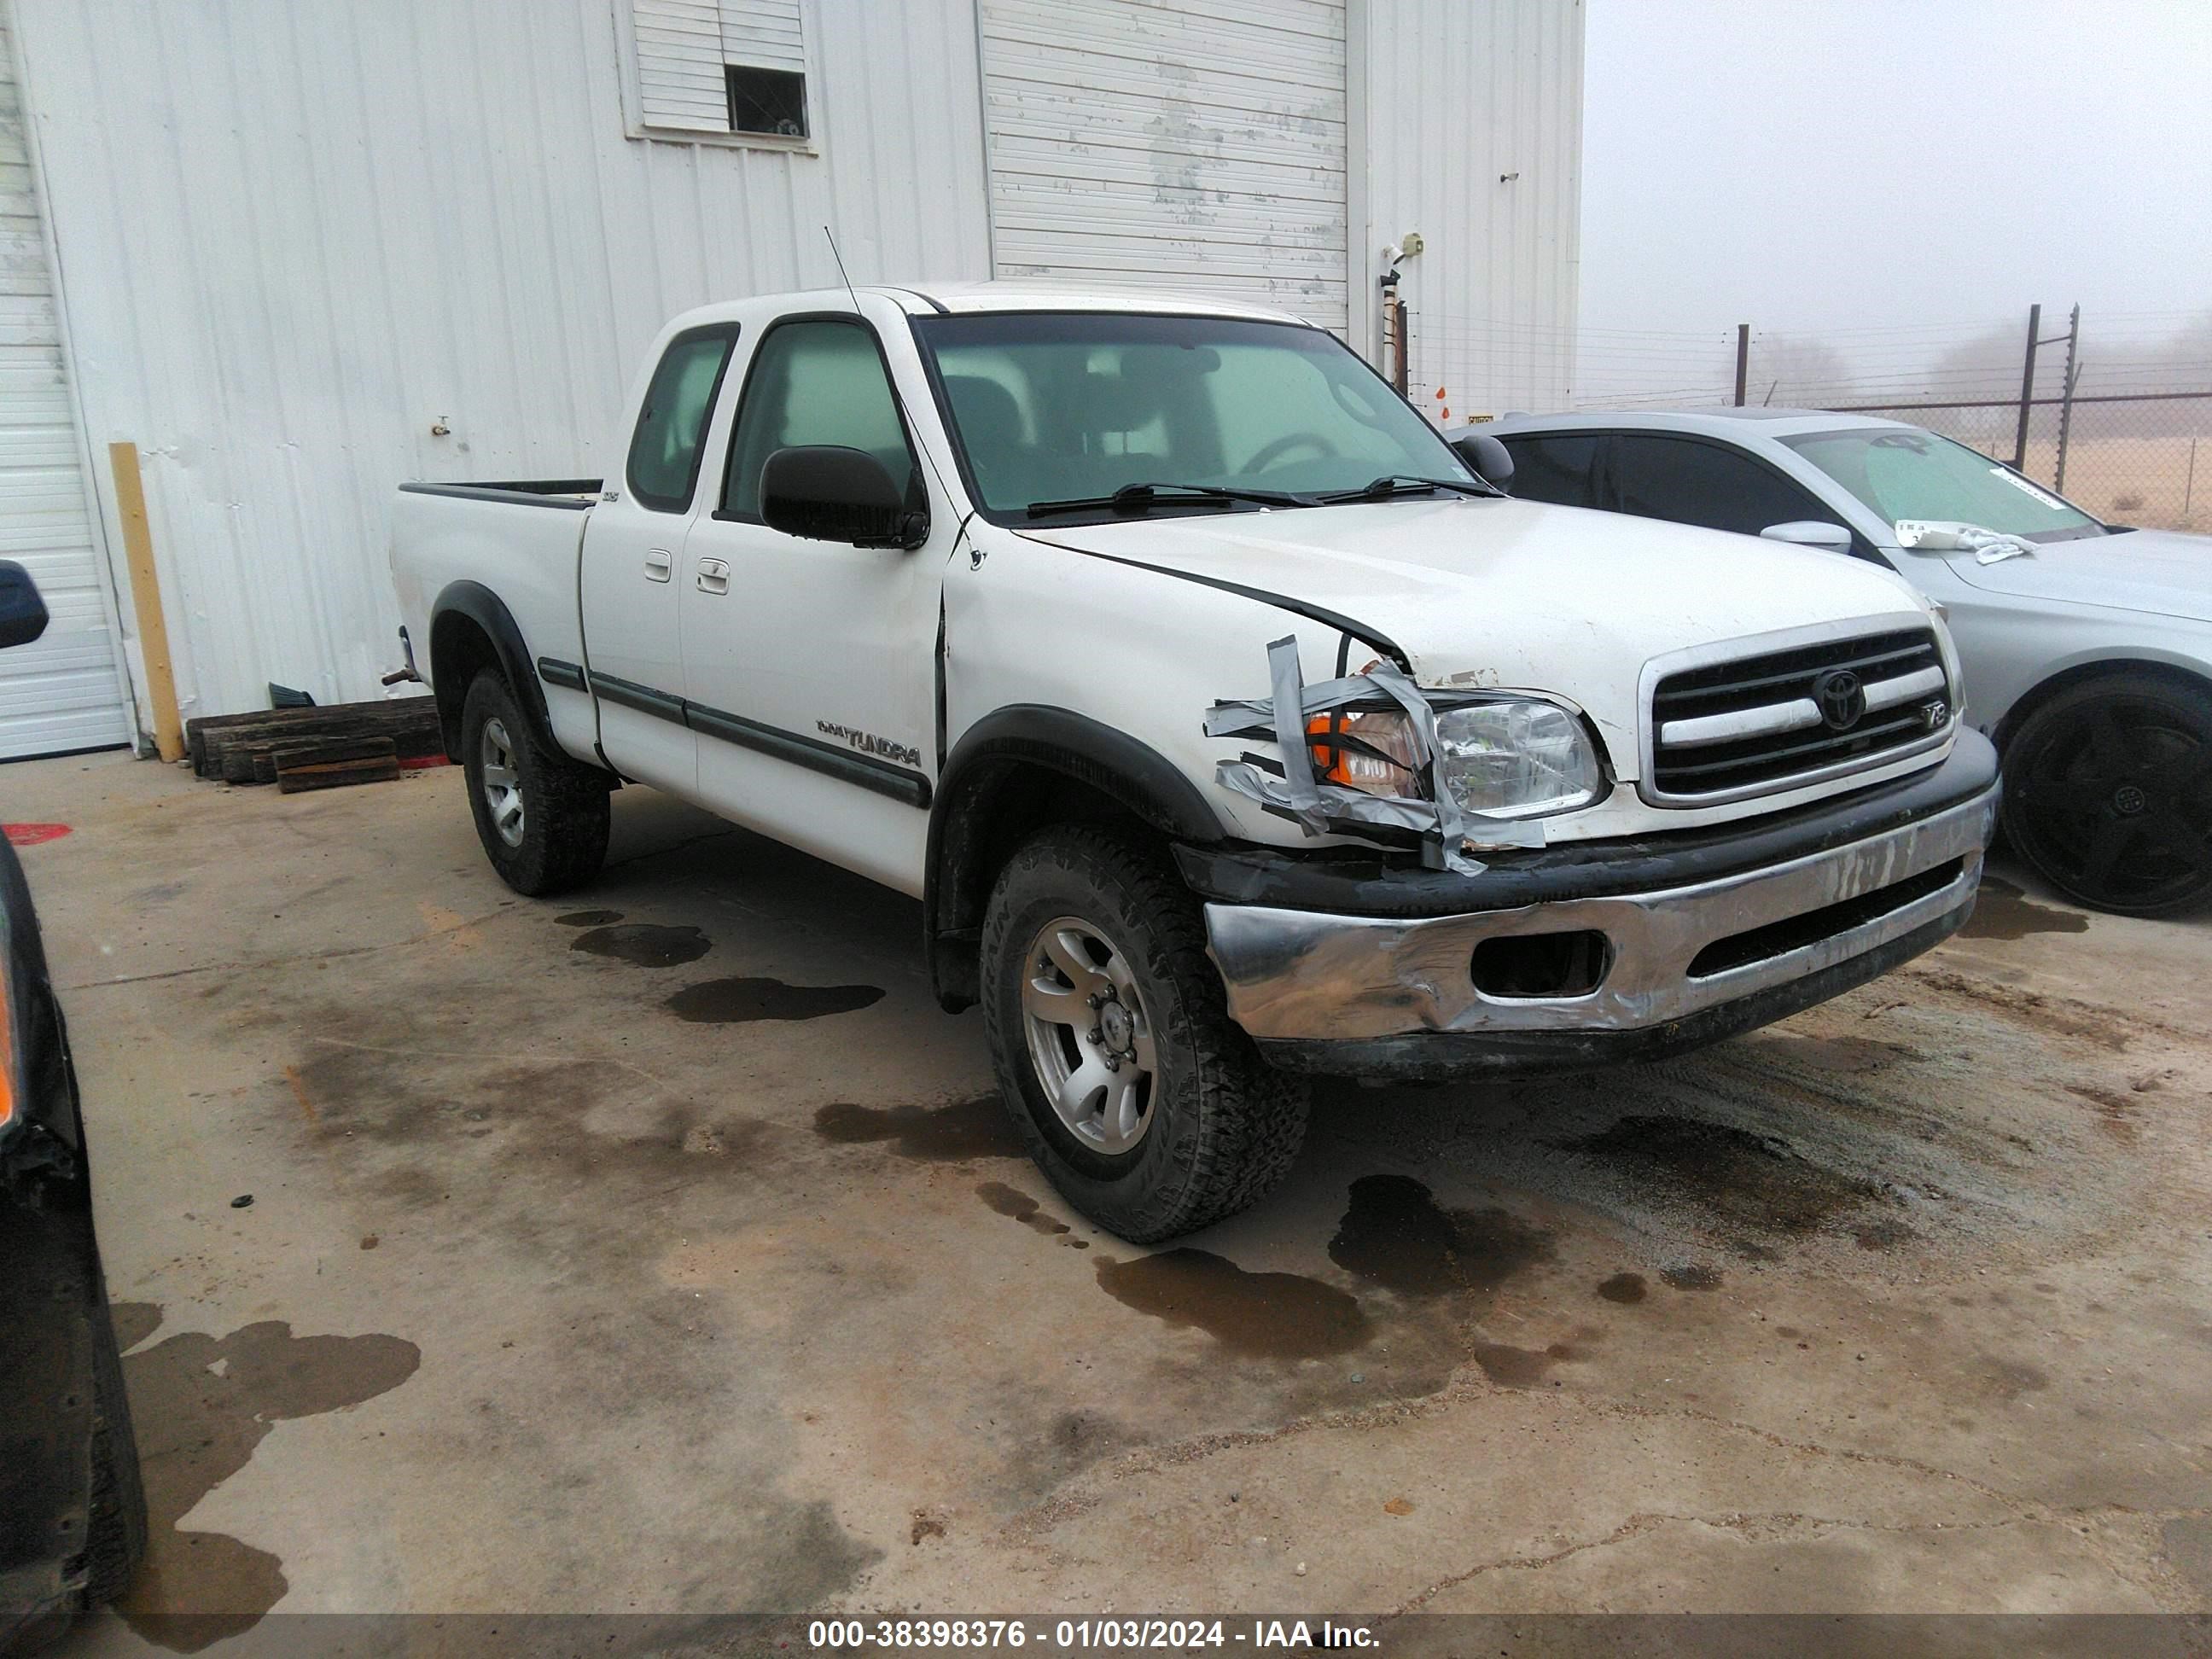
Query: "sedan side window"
626 324 741 513
721 320 919 521
1604 434 1837 539
1498 434 1604 509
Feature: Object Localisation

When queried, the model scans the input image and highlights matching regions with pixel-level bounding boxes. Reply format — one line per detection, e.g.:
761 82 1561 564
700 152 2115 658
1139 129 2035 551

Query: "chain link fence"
1819 392 2211 533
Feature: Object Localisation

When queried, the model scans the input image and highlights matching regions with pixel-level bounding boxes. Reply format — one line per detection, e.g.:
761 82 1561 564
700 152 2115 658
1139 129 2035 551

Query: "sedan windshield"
913 311 1476 519
1783 427 2105 544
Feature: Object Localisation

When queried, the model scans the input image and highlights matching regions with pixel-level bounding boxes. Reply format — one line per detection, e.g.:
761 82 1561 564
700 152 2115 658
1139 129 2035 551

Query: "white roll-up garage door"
0 12 131 759
981 0 1349 334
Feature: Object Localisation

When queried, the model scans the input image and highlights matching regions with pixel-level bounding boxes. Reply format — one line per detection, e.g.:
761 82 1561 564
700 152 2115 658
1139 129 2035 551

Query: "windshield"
1782 427 2105 544
912 312 1475 518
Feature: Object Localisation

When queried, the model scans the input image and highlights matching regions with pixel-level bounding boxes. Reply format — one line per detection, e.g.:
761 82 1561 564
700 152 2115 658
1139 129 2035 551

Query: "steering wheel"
1239 432 1340 475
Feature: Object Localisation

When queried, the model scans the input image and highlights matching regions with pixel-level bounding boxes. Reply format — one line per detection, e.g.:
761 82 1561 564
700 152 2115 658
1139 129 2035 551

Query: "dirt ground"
15 749 2212 1650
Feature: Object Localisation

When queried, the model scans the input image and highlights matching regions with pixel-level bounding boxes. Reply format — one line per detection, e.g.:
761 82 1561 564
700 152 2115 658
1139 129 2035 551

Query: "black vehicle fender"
924 706 1225 1011
427 580 565 765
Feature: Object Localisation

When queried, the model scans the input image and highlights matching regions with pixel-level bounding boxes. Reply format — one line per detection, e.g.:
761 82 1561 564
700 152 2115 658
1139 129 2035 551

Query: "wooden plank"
276 754 402 795
108 441 184 761
258 734 396 785
189 698 443 781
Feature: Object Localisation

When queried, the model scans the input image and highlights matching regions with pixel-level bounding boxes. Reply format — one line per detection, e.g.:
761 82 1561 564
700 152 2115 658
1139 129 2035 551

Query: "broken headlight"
1435 701 1603 820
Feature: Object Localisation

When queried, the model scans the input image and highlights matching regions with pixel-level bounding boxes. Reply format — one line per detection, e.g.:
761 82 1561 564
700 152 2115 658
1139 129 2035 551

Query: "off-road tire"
981 825 1308 1242
2002 672 2212 917
460 669 610 896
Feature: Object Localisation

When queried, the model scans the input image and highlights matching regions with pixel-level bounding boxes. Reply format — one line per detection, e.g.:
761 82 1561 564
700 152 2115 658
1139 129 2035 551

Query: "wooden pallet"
186 699 444 784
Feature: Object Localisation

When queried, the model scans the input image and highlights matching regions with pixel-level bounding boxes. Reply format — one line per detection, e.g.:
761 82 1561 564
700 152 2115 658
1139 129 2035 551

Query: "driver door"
677 311 944 896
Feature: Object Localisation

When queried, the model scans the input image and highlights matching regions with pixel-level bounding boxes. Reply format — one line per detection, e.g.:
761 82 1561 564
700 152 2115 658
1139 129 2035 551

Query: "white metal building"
5 0 1582 747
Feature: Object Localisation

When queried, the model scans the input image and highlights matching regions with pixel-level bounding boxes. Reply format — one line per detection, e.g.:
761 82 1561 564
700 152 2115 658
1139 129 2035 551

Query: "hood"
1020 497 1931 767
1940 526 2212 624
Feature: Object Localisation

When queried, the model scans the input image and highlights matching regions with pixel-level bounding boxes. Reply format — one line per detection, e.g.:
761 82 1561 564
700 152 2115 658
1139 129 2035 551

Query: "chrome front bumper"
1204 784 1999 1044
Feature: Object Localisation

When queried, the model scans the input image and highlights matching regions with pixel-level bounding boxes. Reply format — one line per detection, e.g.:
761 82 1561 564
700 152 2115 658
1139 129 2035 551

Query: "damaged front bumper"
1194 733 2000 1079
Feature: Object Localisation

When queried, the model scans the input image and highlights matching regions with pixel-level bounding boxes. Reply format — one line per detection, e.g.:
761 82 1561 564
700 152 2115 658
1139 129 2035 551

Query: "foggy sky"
1576 0 2212 399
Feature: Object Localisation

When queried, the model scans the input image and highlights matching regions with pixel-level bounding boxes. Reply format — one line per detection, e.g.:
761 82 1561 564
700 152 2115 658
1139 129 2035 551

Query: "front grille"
1649 628 1949 800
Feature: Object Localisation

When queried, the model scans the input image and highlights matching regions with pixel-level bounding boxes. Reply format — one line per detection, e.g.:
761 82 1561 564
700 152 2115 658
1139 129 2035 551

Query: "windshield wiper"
1023 481 1309 518
1315 474 1500 504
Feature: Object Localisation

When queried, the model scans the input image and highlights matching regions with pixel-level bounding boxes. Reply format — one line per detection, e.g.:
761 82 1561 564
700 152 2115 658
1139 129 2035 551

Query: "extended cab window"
626 324 740 513
721 320 918 520
1604 434 1833 538
1498 434 1603 509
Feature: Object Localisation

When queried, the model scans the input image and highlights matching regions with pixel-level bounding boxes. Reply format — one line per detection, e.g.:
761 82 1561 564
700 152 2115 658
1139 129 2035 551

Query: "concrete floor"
14 749 2212 1646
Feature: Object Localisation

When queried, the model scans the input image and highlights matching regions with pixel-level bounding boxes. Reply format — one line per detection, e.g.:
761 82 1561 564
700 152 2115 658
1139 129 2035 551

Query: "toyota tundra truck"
388 282 1998 1242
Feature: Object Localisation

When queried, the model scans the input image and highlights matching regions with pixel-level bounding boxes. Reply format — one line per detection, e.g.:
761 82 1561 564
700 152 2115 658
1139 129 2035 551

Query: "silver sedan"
1480 409 2212 915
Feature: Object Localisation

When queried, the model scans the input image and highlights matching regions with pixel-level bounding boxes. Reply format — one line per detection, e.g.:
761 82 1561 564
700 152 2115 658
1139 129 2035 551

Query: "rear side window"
626 324 741 513
1499 434 1603 508
1604 434 1830 538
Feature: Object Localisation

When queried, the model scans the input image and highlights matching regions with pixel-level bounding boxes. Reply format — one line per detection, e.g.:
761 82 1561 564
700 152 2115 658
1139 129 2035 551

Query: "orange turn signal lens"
1306 710 1423 798
0 968 15 1132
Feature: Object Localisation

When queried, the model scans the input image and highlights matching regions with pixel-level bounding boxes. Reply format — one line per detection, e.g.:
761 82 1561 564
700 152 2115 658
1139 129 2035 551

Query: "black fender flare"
427 580 559 763
923 705 1225 1011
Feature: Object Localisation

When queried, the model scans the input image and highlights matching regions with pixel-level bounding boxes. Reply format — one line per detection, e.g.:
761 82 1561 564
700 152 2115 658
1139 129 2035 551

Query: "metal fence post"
2011 302 2040 469
1733 324 1749 406
2054 305 2081 492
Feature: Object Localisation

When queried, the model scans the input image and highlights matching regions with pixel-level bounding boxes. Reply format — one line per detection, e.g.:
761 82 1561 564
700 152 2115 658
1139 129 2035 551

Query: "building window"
631 0 809 143
726 64 806 138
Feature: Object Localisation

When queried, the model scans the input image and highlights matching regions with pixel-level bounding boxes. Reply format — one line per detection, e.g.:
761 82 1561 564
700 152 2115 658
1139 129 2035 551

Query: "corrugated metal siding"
1359 0 1583 419
13 0 990 721
0 7 129 758
981 0 1351 333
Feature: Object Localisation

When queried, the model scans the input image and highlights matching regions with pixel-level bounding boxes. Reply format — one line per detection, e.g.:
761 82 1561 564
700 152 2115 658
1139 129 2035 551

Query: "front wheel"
2002 672 2212 917
459 670 610 896
981 826 1308 1243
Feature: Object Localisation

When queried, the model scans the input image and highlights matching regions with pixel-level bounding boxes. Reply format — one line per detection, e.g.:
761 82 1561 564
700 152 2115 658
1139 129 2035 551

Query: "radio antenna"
824 225 863 315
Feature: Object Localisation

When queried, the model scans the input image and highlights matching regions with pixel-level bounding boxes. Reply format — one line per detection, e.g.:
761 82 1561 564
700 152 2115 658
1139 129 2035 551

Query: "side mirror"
1760 520 1854 554
0 561 49 649
760 445 925 549
1449 432 1515 492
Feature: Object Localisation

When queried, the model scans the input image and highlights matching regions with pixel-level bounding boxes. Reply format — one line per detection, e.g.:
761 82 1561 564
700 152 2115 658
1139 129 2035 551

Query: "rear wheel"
981 826 1308 1243
459 670 610 896
2002 672 2212 917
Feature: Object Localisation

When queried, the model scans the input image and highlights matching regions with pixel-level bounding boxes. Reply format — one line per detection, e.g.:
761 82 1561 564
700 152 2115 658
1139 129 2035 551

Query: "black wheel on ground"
459 669 610 896
79 1272 147 1610
2001 672 2212 917
981 824 1308 1243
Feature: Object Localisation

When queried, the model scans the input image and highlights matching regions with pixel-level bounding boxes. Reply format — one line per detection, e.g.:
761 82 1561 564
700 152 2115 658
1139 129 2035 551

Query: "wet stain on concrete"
813 1094 1019 1161
1596 1272 1648 1304
1754 1033 1922 1074
1095 1249 1371 1359
555 908 624 927
116 1316 421 1650
1327 1174 1554 1298
1557 1115 1886 1237
569 923 710 967
1662 1264 1725 1290
978 1180 1071 1237
111 1300 165 1352
665 975 883 1024
1470 1340 1574 1388
1961 876 2090 940
1972 1354 2052 1402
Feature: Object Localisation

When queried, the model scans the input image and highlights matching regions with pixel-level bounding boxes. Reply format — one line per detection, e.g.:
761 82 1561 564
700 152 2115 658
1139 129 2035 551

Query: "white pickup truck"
389 282 1999 1241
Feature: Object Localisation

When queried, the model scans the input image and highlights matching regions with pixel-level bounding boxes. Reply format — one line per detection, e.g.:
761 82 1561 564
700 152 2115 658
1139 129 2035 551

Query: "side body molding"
923 705 1225 1012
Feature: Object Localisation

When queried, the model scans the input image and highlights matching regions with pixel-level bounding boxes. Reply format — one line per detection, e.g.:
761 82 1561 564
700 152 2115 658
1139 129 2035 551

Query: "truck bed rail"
399 479 602 510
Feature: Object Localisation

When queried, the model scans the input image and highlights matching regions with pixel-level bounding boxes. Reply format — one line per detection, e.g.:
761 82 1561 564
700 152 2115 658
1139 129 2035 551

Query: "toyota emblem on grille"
1812 668 1866 730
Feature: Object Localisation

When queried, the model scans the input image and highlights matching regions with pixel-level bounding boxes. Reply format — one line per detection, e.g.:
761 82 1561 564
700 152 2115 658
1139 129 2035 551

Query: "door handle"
696 557 731 596
644 549 672 583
